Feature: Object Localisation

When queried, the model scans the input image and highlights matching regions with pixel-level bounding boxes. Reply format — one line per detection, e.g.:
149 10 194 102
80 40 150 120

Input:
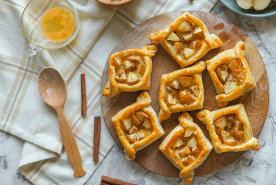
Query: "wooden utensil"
38 67 86 177
96 0 137 7
101 11 269 177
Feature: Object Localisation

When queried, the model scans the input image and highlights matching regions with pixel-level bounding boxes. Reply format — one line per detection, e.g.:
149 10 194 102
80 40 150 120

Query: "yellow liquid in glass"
41 7 76 42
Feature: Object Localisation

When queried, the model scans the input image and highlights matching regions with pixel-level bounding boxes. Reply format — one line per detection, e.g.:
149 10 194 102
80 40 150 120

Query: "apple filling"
170 127 202 166
165 21 204 59
120 110 153 144
165 76 199 106
214 114 244 146
216 59 246 94
113 55 146 85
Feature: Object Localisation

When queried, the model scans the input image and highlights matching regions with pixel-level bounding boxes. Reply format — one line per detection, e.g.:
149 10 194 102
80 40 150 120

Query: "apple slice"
120 118 133 132
192 147 201 158
224 74 240 94
165 93 177 105
190 86 200 97
182 155 195 166
216 64 229 83
142 118 152 129
136 129 148 140
139 64 146 76
179 146 192 158
214 117 227 129
129 125 138 134
226 115 235 130
193 27 205 40
115 66 127 83
230 128 243 140
178 76 193 87
127 72 140 85
170 79 181 89
182 32 194 42
183 48 195 59
178 21 193 32
126 133 137 144
123 60 135 70
184 127 196 137
194 40 202 50
187 136 198 149
179 90 196 105
113 57 121 66
175 42 182 55
171 137 185 150
135 111 149 122
234 117 244 131
167 32 181 41
131 114 141 125
127 55 141 62
236 0 270 11
228 59 246 83
226 136 238 146
221 130 230 143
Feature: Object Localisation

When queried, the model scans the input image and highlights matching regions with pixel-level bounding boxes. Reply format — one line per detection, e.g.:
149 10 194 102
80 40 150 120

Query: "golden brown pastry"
159 61 206 122
149 11 223 68
206 41 256 108
196 104 259 153
159 112 213 184
103 45 157 97
112 91 165 160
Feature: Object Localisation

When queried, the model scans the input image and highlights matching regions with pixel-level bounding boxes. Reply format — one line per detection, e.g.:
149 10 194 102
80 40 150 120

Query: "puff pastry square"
149 11 223 68
112 91 165 160
196 104 259 153
206 41 256 108
159 61 206 122
103 45 157 97
159 112 213 185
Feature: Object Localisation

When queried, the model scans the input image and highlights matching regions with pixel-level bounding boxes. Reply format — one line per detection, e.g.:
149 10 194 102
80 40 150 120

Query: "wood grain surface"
101 11 269 177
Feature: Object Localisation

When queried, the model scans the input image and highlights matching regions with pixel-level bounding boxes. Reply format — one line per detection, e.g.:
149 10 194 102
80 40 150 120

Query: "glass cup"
21 0 80 56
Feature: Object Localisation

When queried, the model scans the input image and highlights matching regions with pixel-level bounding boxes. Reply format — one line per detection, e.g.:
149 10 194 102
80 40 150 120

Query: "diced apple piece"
179 147 192 158
142 118 152 129
230 129 243 140
115 67 127 83
113 57 121 66
170 79 181 89
171 137 185 150
165 93 177 105
131 114 141 125
136 129 148 140
123 60 135 70
214 117 227 129
184 127 196 137
127 72 140 85
182 32 194 42
216 64 229 83
192 147 201 158
224 74 240 94
182 155 195 166
126 134 136 144
226 115 235 130
216 128 224 144
179 90 196 105
120 118 133 132
183 48 195 59
228 59 246 84
226 136 238 146
178 76 193 87
194 40 202 50
139 64 146 76
221 130 230 143
193 27 205 40
167 32 180 41
187 136 198 149
178 21 193 32
127 55 141 62
135 111 149 122
175 42 182 55
190 86 200 97
129 125 138 134
234 117 243 131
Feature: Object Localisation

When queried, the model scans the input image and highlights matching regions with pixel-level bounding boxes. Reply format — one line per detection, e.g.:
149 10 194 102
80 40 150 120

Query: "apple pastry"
159 61 206 122
102 45 157 97
112 91 165 160
148 11 223 68
206 41 256 108
196 104 259 153
159 112 213 184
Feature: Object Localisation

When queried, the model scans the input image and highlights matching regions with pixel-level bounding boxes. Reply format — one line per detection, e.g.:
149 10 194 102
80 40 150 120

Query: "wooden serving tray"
101 11 269 177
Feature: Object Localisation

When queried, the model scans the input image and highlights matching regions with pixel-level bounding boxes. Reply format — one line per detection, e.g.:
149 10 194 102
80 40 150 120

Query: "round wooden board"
101 11 269 177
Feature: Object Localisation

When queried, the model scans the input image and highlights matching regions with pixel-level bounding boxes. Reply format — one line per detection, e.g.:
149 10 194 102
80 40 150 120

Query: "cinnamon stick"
101 176 137 185
93 116 101 162
100 182 110 185
81 73 86 115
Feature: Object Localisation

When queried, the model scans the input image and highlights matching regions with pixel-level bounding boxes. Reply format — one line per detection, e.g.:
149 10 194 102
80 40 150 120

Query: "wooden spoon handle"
55 106 86 177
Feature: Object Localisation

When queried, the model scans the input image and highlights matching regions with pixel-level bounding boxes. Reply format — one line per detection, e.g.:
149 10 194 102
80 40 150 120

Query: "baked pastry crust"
196 104 259 153
112 91 165 160
159 61 206 122
159 112 213 184
103 45 157 97
149 11 222 68
206 41 256 108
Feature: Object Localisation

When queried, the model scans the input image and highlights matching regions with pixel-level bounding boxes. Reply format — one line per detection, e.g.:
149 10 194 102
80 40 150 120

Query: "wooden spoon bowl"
96 0 137 7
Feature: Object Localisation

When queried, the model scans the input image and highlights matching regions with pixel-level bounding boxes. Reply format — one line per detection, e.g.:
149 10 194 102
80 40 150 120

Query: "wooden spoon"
38 67 86 177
